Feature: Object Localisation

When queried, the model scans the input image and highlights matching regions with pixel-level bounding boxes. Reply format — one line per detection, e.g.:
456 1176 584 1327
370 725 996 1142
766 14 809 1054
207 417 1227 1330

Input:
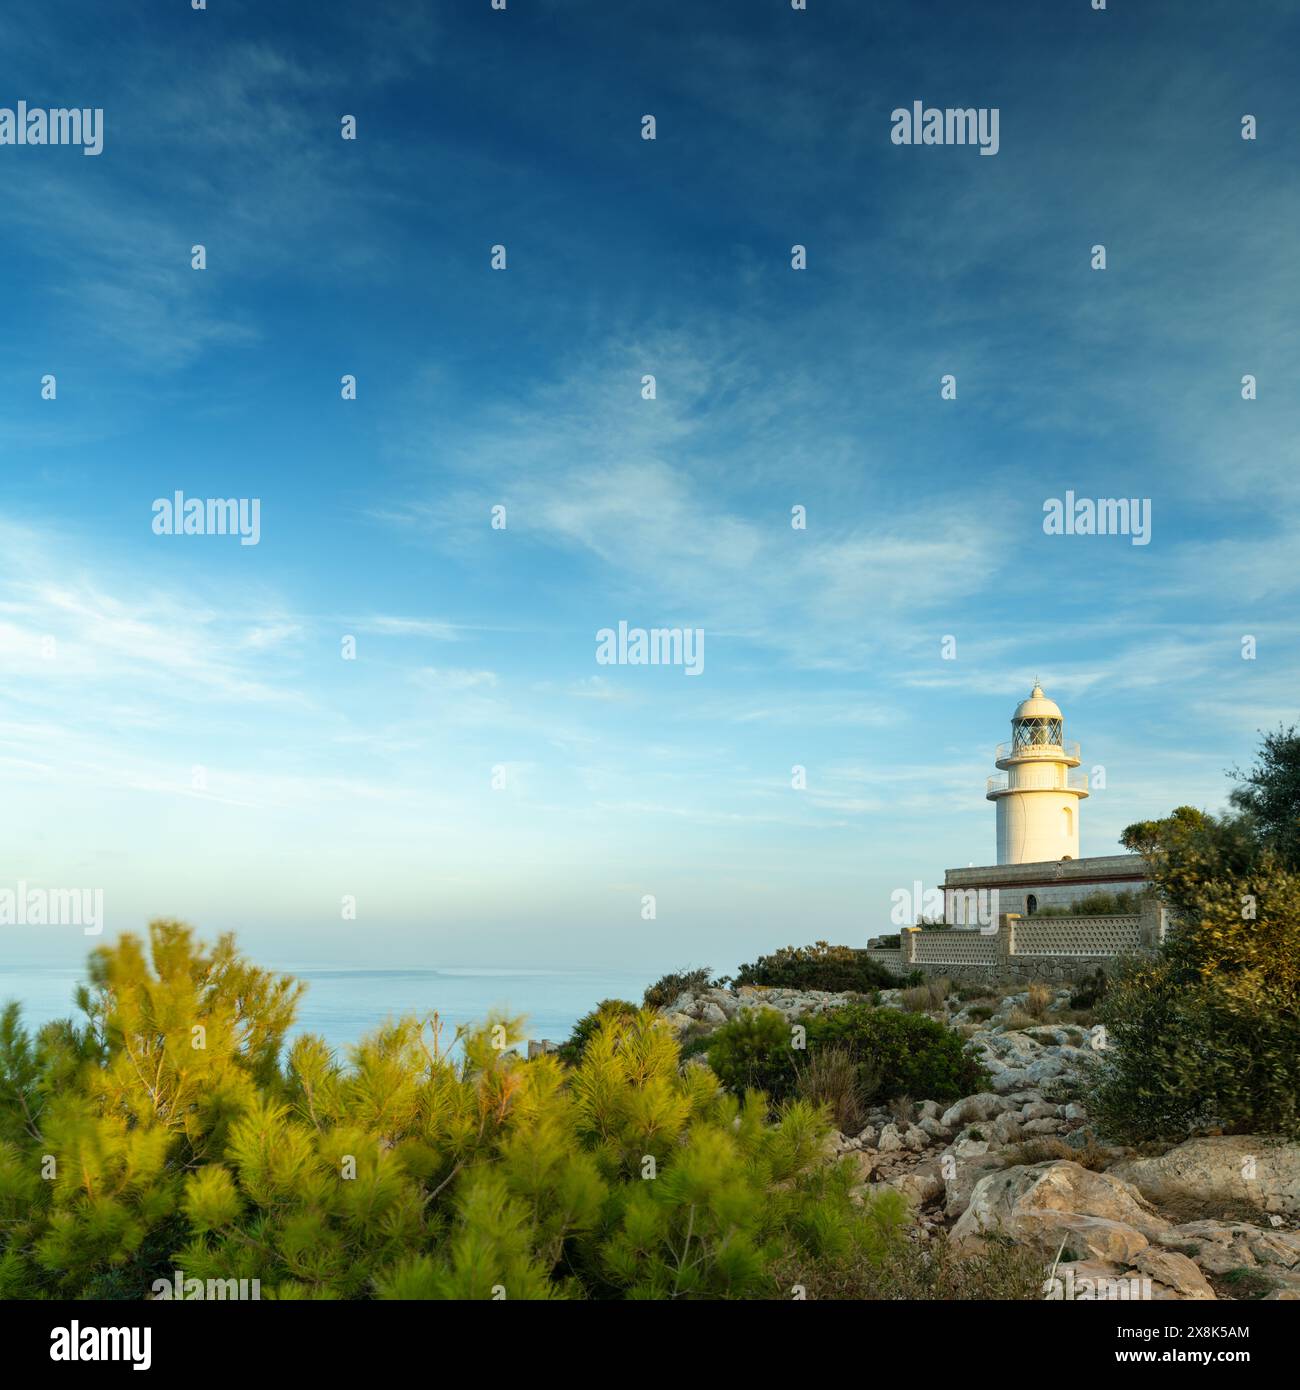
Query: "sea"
0 964 654 1058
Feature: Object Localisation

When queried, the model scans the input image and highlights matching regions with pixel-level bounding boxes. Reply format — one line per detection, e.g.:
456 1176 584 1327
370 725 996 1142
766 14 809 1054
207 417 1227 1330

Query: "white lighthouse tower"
986 683 1089 865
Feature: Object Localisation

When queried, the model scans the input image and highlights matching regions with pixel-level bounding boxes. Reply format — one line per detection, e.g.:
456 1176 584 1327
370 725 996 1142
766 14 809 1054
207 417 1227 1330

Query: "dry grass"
902 977 951 1013
770 1230 1046 1301
1209 1267 1280 1301
1151 1194 1278 1229
1005 1136 1111 1172
1025 982 1052 1019
888 1095 917 1126
1047 1007 1096 1027
794 1045 869 1136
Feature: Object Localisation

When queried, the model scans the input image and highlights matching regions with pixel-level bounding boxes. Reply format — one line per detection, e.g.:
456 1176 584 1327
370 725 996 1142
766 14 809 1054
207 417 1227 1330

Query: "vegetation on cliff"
1087 729 1300 1142
0 924 910 1300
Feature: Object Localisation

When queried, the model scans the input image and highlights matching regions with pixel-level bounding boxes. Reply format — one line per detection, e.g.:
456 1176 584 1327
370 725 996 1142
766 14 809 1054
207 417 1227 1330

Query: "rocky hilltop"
662 982 1300 1300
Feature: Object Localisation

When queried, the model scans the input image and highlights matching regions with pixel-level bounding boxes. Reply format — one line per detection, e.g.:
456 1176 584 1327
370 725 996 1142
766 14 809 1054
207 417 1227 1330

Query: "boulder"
918 1115 952 1141
951 1160 1168 1260
901 1124 930 1152
1156 1219 1300 1274
989 1111 1024 1146
940 1093 1013 1129
1134 1248 1217 1300
886 1162 946 1208
943 1154 1008 1219
877 1123 906 1152
1014 1210 1152 1264
1113 1137 1300 1217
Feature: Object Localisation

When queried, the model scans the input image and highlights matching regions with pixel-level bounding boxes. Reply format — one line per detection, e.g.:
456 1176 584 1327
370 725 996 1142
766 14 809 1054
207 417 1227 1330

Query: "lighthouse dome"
1013 683 1062 721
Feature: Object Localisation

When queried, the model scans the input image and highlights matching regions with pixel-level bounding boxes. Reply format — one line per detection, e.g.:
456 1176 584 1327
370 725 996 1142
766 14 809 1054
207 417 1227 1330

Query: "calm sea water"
0 965 651 1058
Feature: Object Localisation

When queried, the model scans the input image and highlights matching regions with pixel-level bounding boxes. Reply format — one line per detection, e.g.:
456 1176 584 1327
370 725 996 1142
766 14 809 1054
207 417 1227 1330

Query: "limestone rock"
1134 1248 1217 1300
989 1112 1024 1146
943 1154 1008 1220
877 1123 905 1152
951 1160 1168 1260
901 1124 930 1152
940 1093 1012 1129
1113 1137 1300 1217
886 1162 946 1208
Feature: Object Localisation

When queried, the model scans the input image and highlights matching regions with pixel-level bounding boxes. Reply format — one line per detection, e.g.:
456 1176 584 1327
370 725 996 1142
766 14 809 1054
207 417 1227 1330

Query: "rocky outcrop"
662 980 1300 1299
951 1160 1168 1261
661 984 870 1038
1112 1136 1300 1218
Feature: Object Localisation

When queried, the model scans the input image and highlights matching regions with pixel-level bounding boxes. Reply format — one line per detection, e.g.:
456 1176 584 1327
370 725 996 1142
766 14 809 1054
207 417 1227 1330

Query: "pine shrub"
0 922 911 1300
642 968 713 1010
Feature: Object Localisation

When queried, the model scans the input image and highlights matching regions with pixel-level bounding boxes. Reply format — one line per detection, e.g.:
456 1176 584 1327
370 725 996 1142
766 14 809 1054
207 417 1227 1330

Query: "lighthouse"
986 683 1089 865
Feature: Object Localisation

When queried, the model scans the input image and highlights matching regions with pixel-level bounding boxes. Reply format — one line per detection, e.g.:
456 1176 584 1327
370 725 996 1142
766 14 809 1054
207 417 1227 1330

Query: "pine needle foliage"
0 922 909 1299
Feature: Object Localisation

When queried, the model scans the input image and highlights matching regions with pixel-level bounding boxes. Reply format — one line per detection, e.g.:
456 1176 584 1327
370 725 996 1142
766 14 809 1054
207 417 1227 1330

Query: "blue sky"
2 0 1299 977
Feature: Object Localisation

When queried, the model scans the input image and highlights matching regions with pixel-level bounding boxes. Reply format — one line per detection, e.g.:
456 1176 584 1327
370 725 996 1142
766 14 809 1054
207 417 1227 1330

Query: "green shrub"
1086 747 1300 1143
703 1008 800 1101
732 941 896 994
555 998 639 1066
1084 957 1300 1142
0 924 915 1300
808 1004 988 1105
705 1001 988 1112
1069 968 1109 1010
642 967 713 1010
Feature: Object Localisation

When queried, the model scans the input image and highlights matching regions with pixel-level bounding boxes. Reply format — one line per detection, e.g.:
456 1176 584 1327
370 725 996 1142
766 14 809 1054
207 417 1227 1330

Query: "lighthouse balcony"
994 738 1081 768
987 768 1091 797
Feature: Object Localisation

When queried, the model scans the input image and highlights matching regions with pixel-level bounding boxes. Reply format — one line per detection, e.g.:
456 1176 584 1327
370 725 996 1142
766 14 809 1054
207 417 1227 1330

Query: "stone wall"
871 901 1167 985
